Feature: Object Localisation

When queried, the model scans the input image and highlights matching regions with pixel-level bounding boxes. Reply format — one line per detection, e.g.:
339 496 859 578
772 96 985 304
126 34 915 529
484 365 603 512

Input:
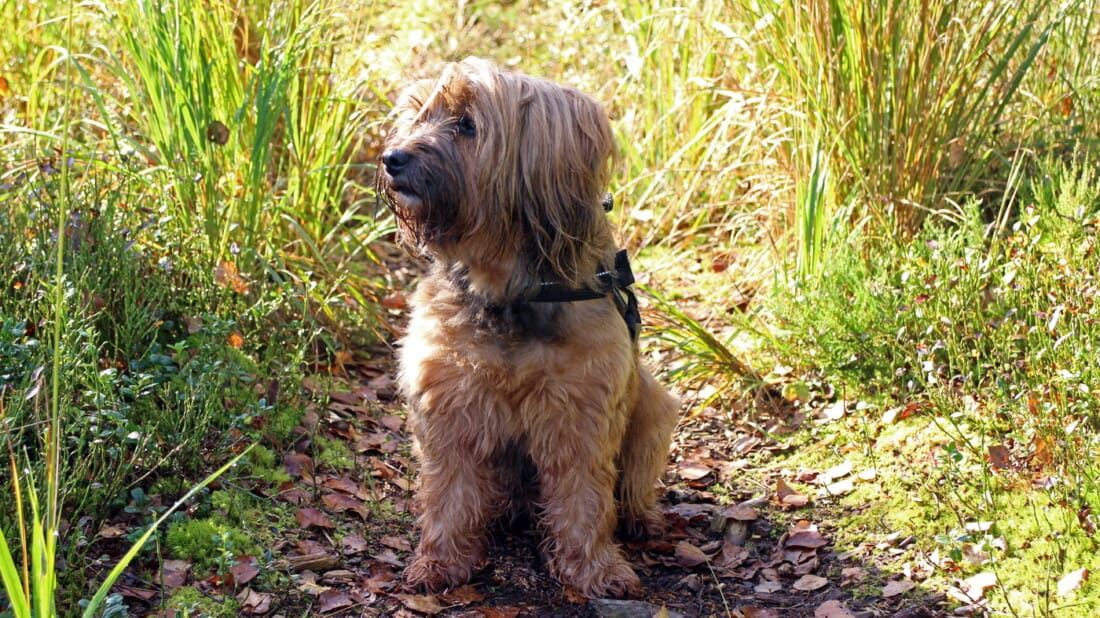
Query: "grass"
3 0 1100 615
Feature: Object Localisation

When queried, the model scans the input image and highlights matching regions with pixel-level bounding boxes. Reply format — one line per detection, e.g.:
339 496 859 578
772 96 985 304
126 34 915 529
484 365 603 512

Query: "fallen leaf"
717 540 750 567
1057 568 1088 597
116 586 156 601
338 533 369 555
396 589 446 611
295 507 335 529
236 587 273 614
987 444 1013 469
477 609 522 618
98 524 126 538
824 461 853 481
229 557 260 585
318 589 354 613
380 535 413 553
776 478 809 508
961 571 997 600
214 260 249 294
155 559 191 589
882 578 916 597
840 566 866 586
440 584 485 605
678 461 713 481
817 400 847 422
815 599 856 618
793 574 829 591
785 527 829 550
719 504 759 521
674 541 710 568
753 580 783 594
282 453 314 478
820 478 855 497
322 492 370 519
743 608 781 618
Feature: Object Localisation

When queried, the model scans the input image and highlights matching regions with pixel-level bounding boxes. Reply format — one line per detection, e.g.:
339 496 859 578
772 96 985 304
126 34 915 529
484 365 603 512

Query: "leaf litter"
84 286 957 616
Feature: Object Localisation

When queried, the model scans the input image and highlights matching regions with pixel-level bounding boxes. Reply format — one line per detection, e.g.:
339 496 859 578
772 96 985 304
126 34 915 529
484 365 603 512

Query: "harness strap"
529 249 642 340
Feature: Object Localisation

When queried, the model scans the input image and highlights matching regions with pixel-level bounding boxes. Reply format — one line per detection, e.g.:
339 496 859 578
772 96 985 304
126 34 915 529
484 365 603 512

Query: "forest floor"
215 350 955 618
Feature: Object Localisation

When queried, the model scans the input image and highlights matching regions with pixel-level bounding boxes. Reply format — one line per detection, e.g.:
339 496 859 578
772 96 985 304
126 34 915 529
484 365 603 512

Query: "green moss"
167 586 241 618
314 435 354 471
166 517 260 574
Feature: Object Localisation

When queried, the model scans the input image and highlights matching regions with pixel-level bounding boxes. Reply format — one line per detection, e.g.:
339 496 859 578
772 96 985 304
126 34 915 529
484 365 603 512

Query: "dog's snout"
382 149 412 174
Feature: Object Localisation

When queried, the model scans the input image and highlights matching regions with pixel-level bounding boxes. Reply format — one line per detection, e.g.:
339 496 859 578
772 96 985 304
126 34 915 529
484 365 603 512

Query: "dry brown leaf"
322 492 370 519
440 584 486 605
677 460 713 481
380 535 413 553
840 566 866 586
229 557 260 585
776 478 809 508
882 578 916 597
785 527 829 550
961 571 997 600
674 541 710 568
754 580 783 594
478 609 522 618
155 559 191 589
793 574 829 591
236 587 274 615
987 444 1013 469
1057 568 1088 597
743 608 782 618
814 599 856 618
282 453 314 478
214 260 249 294
338 533 369 555
318 589 354 613
718 542 750 568
294 507 335 529
820 478 855 497
719 504 759 521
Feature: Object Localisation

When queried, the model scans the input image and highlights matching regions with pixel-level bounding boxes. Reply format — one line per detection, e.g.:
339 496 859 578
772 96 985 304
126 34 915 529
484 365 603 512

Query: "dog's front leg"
526 397 642 598
406 410 505 590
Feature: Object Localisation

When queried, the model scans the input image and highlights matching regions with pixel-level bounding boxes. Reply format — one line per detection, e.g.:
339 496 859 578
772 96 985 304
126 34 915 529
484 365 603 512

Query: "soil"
236 351 954 618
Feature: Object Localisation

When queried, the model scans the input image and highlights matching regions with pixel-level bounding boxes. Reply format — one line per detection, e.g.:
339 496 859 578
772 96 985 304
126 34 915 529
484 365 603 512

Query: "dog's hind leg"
618 367 679 539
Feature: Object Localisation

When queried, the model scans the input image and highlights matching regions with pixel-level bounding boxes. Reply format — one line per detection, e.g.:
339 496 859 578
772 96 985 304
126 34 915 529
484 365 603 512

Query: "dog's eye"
456 115 476 137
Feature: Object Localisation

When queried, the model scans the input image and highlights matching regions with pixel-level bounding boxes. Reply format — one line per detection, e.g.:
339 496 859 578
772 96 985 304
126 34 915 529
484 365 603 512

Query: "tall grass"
743 0 1065 261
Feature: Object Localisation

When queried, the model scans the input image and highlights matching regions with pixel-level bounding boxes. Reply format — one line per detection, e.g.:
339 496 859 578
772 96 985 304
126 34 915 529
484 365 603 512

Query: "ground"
92 339 960 618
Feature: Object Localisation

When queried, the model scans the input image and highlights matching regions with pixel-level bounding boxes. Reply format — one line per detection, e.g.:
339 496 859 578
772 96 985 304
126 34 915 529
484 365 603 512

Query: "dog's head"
377 57 616 291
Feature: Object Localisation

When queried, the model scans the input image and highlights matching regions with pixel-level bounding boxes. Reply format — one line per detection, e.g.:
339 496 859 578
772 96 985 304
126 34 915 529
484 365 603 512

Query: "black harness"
527 195 642 340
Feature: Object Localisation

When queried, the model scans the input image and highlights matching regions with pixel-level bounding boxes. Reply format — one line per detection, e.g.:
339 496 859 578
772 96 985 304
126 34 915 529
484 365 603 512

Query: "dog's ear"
513 82 616 287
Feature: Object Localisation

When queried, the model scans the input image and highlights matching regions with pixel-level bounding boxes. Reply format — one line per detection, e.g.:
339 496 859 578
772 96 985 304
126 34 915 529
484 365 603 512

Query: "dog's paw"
621 507 666 540
575 559 642 599
405 555 471 591
555 552 642 599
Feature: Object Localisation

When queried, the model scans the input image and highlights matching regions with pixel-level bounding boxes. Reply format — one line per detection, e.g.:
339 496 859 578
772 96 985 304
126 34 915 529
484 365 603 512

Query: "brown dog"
376 57 678 598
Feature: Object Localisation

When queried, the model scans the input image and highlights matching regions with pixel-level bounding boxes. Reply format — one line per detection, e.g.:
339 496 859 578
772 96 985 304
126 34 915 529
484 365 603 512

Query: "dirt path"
248 352 951 618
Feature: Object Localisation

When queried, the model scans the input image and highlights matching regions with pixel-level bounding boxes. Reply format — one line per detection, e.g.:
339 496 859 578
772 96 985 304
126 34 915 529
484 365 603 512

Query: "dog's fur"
376 57 679 598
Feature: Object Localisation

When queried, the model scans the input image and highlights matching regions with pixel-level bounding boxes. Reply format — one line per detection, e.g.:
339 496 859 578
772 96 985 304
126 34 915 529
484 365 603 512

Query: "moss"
314 435 354 471
167 586 241 618
166 517 261 574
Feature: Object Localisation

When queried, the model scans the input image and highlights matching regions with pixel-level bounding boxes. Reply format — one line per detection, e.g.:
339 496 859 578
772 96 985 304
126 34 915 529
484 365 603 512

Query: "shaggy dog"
376 57 679 598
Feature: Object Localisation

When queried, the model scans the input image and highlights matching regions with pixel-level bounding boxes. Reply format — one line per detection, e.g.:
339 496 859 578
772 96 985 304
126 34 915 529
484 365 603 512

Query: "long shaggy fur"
377 57 679 599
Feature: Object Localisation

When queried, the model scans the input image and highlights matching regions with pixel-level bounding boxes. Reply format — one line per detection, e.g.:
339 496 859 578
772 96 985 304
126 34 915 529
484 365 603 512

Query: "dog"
376 57 679 598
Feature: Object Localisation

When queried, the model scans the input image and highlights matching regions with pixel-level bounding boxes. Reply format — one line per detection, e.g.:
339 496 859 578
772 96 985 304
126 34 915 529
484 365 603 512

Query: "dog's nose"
382 149 411 174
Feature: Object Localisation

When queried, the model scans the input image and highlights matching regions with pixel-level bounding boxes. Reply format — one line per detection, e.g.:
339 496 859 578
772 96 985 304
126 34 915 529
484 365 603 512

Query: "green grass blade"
0 529 30 618
80 445 253 618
